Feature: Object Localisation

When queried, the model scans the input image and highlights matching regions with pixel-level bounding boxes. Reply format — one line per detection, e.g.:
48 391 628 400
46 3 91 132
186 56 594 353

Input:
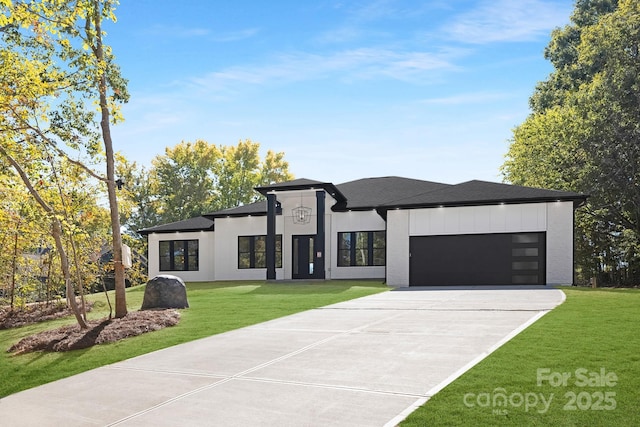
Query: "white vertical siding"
546 201 574 284
409 204 547 236
386 209 410 286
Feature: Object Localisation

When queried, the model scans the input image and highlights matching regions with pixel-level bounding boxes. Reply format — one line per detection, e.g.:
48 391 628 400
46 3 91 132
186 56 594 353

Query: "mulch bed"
4 306 180 355
0 302 94 330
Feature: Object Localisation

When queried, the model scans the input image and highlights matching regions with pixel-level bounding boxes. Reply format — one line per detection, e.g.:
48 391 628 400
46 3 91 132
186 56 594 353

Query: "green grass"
0 280 387 398
401 288 640 426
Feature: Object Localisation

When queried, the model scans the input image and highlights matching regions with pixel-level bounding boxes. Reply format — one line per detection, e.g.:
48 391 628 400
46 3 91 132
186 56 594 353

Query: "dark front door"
292 235 316 279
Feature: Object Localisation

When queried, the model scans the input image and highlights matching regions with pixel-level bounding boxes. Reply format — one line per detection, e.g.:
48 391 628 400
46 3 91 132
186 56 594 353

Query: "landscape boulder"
141 275 189 310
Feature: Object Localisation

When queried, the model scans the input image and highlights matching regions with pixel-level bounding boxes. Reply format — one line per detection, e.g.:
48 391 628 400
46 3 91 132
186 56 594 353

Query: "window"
238 235 282 269
159 240 199 271
338 231 385 267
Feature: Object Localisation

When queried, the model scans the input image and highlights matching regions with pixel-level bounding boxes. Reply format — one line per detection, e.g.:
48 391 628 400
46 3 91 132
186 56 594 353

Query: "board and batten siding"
386 202 575 287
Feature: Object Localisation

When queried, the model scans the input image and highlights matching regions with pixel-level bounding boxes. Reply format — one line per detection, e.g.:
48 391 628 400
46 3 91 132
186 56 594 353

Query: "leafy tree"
146 139 293 225
0 0 130 318
150 139 221 223
503 0 640 284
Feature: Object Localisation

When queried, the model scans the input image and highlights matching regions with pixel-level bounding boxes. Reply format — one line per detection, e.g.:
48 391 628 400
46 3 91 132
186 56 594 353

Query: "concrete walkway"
0 286 564 426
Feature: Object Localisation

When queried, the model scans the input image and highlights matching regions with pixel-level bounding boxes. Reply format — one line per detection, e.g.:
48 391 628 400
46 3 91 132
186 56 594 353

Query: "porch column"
266 193 276 280
314 190 326 279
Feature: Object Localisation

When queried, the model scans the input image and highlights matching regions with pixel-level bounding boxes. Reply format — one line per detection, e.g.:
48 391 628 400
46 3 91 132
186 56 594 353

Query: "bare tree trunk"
10 229 18 310
92 1 127 318
0 145 87 328
52 220 87 328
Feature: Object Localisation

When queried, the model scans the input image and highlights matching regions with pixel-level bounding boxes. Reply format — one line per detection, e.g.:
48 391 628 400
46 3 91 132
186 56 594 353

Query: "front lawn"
0 280 387 398
401 287 640 426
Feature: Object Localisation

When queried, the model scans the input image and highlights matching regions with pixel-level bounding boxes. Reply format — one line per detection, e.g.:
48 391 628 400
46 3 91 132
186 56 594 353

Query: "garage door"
409 232 545 286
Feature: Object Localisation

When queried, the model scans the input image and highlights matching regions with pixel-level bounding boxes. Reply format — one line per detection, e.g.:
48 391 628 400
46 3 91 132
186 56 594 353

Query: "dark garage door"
409 232 545 286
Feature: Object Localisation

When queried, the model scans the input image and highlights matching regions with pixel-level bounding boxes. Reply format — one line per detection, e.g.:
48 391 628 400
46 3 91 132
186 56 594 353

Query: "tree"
150 140 221 223
503 0 640 284
146 139 293 225
0 0 130 317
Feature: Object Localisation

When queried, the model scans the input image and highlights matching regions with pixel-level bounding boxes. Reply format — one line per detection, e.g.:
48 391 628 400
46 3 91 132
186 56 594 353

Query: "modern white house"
139 177 587 287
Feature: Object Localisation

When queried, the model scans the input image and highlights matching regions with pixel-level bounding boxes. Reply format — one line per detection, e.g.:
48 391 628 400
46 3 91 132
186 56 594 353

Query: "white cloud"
419 91 511 105
211 28 260 42
188 48 458 92
141 24 211 38
445 0 572 44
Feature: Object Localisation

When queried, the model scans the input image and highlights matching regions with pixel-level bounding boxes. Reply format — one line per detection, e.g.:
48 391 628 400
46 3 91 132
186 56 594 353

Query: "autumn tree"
0 0 130 317
503 0 640 284
144 139 293 225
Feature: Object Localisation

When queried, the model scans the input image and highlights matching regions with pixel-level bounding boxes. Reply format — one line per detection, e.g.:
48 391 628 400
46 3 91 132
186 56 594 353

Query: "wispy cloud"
142 24 211 38
188 48 459 93
140 25 259 42
211 28 260 43
420 91 511 106
444 0 572 44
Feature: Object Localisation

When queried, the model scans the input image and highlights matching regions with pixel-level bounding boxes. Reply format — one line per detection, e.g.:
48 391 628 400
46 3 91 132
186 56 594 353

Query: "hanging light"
292 192 312 224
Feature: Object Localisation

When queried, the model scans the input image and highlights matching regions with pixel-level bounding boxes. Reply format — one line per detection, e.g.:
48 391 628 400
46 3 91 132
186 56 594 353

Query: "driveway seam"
107 309 407 426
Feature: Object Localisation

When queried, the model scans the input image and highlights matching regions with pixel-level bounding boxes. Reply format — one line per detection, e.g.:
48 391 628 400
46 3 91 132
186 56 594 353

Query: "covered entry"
409 232 546 286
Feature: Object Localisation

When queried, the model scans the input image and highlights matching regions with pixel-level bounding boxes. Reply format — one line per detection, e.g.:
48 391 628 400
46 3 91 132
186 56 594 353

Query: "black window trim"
238 234 282 269
159 239 199 271
337 231 386 267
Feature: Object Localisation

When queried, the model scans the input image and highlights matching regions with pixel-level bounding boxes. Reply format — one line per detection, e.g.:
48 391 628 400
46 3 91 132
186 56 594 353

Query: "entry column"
314 190 326 279
266 193 277 280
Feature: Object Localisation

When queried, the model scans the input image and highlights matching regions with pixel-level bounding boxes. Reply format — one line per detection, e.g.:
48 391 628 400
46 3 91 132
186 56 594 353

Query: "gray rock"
141 275 189 310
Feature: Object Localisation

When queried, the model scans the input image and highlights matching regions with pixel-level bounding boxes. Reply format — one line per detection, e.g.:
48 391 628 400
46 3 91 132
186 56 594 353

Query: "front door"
292 235 315 279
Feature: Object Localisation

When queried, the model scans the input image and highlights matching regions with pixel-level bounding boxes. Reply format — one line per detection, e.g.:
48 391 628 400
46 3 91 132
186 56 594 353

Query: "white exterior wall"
214 215 285 280
330 210 386 280
386 209 410 286
386 202 575 287
147 231 215 282
546 202 574 284
408 203 548 236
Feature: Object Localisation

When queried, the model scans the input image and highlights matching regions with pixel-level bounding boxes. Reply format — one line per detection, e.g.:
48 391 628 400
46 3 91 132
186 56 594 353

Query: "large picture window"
338 231 385 267
159 240 199 271
238 235 282 269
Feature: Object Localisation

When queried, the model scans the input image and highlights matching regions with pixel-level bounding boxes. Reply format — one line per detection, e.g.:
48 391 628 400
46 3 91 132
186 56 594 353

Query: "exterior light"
292 206 312 224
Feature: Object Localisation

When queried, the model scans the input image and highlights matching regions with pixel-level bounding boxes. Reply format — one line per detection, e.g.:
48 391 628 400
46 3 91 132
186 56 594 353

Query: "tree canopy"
120 139 293 232
503 0 640 284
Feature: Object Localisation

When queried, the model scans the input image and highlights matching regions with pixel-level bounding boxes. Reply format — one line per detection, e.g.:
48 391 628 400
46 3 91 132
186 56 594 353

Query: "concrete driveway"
0 286 564 426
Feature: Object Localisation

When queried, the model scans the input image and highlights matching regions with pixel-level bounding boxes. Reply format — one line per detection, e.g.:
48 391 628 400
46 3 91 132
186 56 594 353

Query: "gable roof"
138 216 214 235
381 180 587 209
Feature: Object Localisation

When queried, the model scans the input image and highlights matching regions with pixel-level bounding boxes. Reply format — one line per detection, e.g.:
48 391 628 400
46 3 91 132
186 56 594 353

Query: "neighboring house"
139 177 587 287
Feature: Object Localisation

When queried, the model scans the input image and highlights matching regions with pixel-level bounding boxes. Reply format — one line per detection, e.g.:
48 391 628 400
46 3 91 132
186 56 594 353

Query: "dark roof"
381 180 587 209
205 200 268 218
333 177 451 210
138 216 214 235
141 177 588 234
255 178 347 204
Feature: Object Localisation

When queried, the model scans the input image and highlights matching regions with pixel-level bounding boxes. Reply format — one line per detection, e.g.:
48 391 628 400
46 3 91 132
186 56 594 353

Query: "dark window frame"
238 235 282 269
159 239 199 271
337 231 386 267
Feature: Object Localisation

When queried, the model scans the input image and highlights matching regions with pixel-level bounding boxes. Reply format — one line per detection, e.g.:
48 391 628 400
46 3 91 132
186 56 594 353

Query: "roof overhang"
255 182 347 204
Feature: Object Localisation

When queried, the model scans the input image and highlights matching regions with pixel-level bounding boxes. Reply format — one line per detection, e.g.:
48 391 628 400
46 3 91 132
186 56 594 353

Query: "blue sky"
106 0 574 185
